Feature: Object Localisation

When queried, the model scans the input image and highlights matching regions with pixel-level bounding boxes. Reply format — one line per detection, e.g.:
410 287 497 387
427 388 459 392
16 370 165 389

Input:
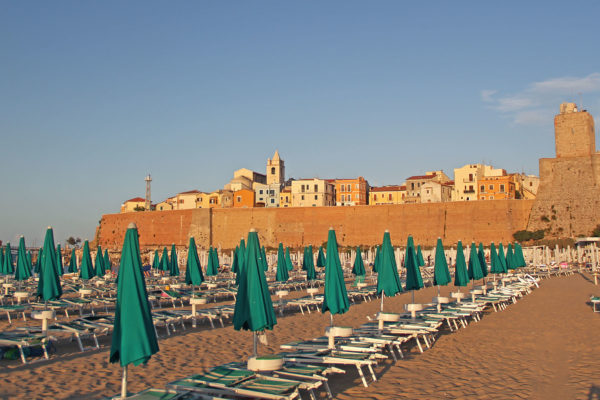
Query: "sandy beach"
1 272 599 399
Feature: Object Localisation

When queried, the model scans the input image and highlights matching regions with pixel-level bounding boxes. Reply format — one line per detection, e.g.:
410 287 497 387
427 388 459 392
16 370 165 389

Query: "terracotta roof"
124 197 145 203
370 185 405 192
178 190 202 195
406 173 437 180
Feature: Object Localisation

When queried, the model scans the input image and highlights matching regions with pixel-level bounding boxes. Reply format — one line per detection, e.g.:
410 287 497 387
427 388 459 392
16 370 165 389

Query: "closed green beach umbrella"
80 240 95 280
373 245 381 272
233 229 277 357
2 243 14 275
185 237 204 287
26 251 32 271
454 240 470 287
232 245 240 275
305 247 317 281
109 222 159 398
433 238 451 287
34 248 43 274
302 247 310 271
104 249 112 273
95 246 105 277
321 229 350 317
261 246 268 272
506 244 517 270
468 242 484 281
152 250 160 272
352 246 366 277
275 243 289 282
514 243 526 268
160 247 170 272
498 243 508 273
211 247 220 272
416 245 425 267
317 246 326 268
0 248 3 273
37 227 62 301
15 236 32 281
56 244 64 276
405 236 424 291
478 243 488 277
489 243 503 274
68 248 78 273
206 247 219 277
285 246 293 271
170 244 180 276
377 231 403 303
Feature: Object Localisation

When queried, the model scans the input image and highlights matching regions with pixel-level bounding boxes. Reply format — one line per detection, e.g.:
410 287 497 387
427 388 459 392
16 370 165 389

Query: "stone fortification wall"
97 200 533 250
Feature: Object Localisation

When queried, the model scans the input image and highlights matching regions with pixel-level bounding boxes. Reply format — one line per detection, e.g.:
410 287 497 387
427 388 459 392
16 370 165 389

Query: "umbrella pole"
411 290 415 305
253 331 257 357
121 365 128 399
330 313 333 328
380 292 384 312
437 285 440 296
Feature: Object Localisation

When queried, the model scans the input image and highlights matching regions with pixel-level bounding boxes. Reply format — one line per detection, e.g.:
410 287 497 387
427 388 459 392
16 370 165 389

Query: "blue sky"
1 1 599 246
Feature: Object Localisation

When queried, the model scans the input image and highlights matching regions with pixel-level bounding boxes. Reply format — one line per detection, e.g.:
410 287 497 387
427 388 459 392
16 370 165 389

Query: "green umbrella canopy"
95 246 105 277
37 227 62 301
160 247 170 272
488 243 502 274
185 237 204 286
2 243 14 275
15 236 32 281
104 249 111 272
373 245 381 272
233 229 277 332
206 247 219 277
506 244 517 270
305 246 317 281
152 250 160 270
0 248 3 273
68 248 78 273
285 247 293 271
27 250 32 272
307 245 315 270
275 243 289 282
514 243 526 268
80 241 95 280
316 246 326 268
478 243 488 277
261 246 268 272
231 246 240 274
405 236 424 291
467 242 484 281
454 241 470 287
497 243 508 273
302 247 310 271
416 245 425 267
110 223 159 367
377 231 403 296
211 247 220 272
56 244 64 276
321 229 350 315
433 238 451 286
34 248 43 274
170 244 180 277
352 246 366 276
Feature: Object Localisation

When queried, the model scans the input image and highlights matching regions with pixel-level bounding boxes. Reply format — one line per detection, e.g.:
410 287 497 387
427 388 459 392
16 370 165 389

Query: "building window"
490 196 494 199
236 196 242 202
314 195 318 200
341 194 345 202
468 173 473 181
500 184 505 192
301 195 305 200
314 184 318 192
271 167 276 174
340 184 345 192
480 185 485 192
374 194 377 201
301 185 305 193
286 196 289 202
481 196 485 200
411 183 415 190
259 190 263 194
388 194 392 201
489 185 493 190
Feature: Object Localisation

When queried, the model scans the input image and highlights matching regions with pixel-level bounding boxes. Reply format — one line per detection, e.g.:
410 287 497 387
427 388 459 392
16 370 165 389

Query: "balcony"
464 189 475 194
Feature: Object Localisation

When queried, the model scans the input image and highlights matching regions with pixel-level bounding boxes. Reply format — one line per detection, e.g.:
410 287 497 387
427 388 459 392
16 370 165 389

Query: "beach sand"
1 273 599 399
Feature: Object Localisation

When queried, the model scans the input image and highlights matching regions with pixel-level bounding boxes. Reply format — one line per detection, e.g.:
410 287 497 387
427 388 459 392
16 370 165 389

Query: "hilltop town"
121 150 539 213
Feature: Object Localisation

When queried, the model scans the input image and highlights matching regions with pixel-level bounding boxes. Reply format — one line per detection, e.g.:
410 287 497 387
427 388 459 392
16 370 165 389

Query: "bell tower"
267 150 285 185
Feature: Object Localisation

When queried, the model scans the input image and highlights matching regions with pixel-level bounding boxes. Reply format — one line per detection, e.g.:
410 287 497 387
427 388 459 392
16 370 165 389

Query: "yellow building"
291 179 335 207
120 197 146 213
155 201 173 211
452 164 505 201
369 185 406 205
279 187 292 207
200 190 233 208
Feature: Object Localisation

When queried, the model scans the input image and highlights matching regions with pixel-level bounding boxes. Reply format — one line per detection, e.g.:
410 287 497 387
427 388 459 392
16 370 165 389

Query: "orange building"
478 175 516 200
233 189 255 208
332 177 369 206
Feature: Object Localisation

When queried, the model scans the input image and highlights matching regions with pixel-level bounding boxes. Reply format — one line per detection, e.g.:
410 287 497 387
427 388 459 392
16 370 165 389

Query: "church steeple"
267 150 285 185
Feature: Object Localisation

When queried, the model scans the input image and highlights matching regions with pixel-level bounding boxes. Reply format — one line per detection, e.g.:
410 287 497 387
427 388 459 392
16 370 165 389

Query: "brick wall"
97 200 533 250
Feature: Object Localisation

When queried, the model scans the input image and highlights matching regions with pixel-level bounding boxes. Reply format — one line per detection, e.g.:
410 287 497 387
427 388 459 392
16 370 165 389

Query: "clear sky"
2 1 600 246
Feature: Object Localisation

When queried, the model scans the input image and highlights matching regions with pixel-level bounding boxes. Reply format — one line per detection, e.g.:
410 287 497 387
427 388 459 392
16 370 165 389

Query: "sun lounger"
0 331 51 364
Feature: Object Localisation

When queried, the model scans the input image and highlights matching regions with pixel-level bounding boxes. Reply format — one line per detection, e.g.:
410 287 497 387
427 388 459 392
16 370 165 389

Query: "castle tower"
267 150 285 185
555 102 595 158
